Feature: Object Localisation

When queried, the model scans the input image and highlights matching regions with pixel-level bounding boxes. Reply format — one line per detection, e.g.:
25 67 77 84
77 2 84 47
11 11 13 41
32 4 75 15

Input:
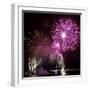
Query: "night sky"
23 11 80 77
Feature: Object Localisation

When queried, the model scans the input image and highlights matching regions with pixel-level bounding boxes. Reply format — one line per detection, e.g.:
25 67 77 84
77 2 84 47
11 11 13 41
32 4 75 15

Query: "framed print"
11 4 87 87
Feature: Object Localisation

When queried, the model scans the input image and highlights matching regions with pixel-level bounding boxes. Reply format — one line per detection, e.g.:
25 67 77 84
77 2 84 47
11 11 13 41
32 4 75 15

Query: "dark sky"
23 11 80 39
23 11 80 76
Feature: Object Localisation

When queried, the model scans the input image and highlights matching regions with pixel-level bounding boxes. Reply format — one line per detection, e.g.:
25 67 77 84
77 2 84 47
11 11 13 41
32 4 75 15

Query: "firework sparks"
51 18 80 52
27 30 51 57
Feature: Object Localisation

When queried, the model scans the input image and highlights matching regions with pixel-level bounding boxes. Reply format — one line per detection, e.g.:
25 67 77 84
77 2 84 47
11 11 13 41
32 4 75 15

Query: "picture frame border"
11 4 87 87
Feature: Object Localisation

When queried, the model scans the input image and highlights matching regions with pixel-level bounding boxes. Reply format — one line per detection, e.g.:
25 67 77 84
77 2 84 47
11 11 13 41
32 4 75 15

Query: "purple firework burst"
51 18 80 52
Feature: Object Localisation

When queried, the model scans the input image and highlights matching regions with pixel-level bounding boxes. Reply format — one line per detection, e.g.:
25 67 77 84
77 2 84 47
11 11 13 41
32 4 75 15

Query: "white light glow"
61 32 66 39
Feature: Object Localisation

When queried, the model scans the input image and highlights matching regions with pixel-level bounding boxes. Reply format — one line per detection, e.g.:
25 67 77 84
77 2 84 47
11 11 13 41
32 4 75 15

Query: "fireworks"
61 32 66 39
26 30 51 57
24 13 80 77
51 18 80 52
